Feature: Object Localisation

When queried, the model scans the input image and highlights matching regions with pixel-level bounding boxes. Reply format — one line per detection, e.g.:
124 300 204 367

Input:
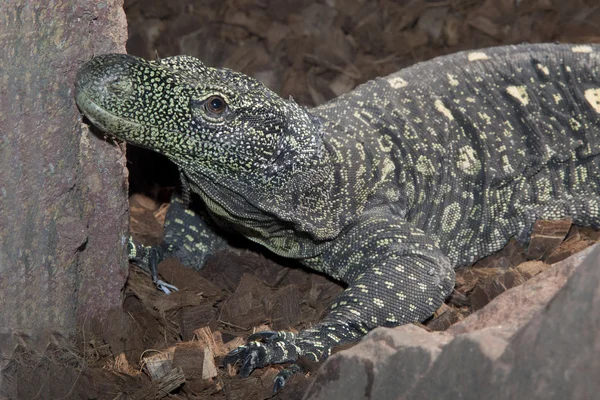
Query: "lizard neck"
177 110 359 255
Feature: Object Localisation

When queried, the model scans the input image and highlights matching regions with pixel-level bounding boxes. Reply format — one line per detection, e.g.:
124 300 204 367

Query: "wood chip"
527 219 572 260
468 15 507 39
143 349 174 381
426 303 461 331
444 14 462 46
417 6 449 43
129 193 159 211
193 326 244 357
263 284 302 330
219 274 271 329
132 366 185 400
516 260 549 280
173 342 217 380
180 304 218 341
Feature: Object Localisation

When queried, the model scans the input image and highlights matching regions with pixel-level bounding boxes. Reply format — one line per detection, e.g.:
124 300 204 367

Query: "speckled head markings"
76 43 600 390
75 54 322 178
76 54 353 253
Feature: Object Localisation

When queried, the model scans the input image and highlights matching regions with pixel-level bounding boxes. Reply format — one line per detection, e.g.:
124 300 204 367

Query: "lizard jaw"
75 89 142 138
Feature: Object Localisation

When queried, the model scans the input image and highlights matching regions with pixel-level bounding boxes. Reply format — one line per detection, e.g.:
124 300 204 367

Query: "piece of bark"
264 284 302 330
144 350 175 381
195 327 245 357
180 304 218 341
132 366 185 400
173 341 217 380
157 257 222 297
426 303 461 331
515 260 549 280
526 219 572 260
219 274 271 329
469 269 525 311
468 15 508 39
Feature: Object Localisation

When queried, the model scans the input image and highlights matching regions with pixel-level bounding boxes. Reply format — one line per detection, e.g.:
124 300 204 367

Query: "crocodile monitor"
75 43 600 390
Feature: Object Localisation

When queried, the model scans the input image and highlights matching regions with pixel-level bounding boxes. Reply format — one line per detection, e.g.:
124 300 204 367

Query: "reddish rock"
0 0 128 397
304 244 600 400
304 325 452 400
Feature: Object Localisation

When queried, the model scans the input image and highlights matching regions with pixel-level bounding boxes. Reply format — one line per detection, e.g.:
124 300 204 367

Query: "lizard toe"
224 330 301 378
247 330 279 342
272 363 304 393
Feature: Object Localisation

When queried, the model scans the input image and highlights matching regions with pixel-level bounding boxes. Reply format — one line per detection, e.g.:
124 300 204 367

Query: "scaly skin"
75 43 600 390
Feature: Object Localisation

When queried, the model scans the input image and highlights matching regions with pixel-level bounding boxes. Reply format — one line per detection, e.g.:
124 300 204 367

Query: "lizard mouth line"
75 87 249 171
75 89 145 137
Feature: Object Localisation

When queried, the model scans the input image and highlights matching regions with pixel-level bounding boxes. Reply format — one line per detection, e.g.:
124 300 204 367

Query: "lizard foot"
155 279 179 294
128 237 180 294
272 364 303 393
224 331 303 392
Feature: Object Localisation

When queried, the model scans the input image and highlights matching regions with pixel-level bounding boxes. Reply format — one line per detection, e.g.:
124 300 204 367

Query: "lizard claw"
273 374 286 393
127 238 179 294
223 340 268 377
272 364 303 393
223 330 300 380
155 279 179 294
247 330 279 342
239 347 264 378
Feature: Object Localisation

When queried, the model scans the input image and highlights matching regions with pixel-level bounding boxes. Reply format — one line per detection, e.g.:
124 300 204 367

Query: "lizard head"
75 54 345 245
75 54 326 185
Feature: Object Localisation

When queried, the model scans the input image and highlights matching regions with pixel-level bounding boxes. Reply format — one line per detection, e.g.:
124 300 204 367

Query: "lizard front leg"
129 195 227 292
224 215 455 390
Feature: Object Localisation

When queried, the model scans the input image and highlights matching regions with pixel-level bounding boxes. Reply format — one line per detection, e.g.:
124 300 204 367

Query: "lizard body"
75 43 600 389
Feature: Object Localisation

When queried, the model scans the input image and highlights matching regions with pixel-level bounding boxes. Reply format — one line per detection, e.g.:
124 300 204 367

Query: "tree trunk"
0 0 128 372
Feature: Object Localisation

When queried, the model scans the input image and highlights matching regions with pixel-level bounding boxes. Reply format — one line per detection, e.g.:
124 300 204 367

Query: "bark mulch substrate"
72 194 598 400
25 1 600 398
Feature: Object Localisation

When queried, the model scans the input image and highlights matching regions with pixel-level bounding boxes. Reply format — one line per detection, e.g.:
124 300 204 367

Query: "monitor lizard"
74 43 600 391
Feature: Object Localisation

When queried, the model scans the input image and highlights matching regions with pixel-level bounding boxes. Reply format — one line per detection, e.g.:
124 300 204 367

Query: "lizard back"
312 43 600 266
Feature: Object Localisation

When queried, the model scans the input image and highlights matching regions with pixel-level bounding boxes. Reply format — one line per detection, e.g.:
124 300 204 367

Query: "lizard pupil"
206 95 226 114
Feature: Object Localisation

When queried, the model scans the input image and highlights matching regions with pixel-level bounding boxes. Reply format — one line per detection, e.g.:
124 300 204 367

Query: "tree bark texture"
0 0 129 364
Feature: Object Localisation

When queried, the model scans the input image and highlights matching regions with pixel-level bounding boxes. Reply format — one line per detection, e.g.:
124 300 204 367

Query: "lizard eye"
205 95 227 115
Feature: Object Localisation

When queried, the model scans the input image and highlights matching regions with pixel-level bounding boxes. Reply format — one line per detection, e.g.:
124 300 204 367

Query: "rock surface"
304 244 600 400
0 0 128 397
